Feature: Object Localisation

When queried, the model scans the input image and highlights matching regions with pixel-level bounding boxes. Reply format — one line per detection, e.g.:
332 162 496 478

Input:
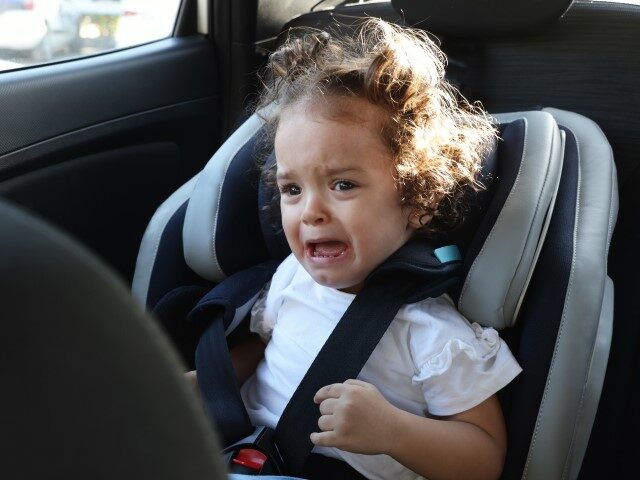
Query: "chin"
310 273 362 293
310 275 343 289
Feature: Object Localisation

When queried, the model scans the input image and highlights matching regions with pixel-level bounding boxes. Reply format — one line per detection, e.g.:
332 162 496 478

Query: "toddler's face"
274 98 417 294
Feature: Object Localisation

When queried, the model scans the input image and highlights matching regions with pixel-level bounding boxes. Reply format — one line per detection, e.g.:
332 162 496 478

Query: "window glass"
590 0 640 4
0 0 182 72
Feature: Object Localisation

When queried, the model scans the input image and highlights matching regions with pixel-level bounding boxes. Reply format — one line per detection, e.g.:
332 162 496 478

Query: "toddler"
207 18 521 480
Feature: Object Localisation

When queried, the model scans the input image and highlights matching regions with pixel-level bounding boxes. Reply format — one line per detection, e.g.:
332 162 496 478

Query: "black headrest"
391 0 574 38
0 200 226 479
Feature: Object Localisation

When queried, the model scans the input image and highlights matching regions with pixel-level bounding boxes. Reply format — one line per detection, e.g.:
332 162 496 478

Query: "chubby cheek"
353 213 410 261
347 217 379 260
280 207 303 256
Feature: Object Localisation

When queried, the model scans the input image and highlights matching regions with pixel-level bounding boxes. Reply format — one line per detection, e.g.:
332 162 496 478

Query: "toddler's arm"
229 334 266 385
312 380 506 480
184 334 266 392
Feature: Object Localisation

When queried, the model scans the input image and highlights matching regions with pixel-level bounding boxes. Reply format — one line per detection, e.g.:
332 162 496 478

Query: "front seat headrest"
0 200 226 479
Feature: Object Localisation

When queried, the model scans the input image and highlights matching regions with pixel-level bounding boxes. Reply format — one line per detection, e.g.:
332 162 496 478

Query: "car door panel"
0 35 220 280
0 143 181 278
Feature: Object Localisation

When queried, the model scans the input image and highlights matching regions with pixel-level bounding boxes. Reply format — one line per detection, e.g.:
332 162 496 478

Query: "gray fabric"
566 276 614 479
523 108 618 480
132 175 199 306
183 112 267 282
0 199 226 480
459 111 564 330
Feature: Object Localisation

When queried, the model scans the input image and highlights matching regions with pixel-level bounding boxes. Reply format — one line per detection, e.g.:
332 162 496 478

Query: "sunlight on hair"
257 18 497 235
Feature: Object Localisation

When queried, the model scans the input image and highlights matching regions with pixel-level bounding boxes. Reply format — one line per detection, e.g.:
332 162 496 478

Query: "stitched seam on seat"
139 183 194 305
210 122 263 278
500 125 555 327
147 217 169 304
563 339 597 480
523 135 582 480
459 117 529 325
561 135 615 480
606 150 616 260
559 133 584 480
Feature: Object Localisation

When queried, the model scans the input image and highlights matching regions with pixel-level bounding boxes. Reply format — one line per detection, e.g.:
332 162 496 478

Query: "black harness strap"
274 272 416 473
275 240 460 474
192 261 280 446
196 316 253 445
191 240 460 475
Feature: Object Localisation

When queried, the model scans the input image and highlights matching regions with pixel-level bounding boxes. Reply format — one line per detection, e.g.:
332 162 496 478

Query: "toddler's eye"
279 184 301 196
334 180 356 191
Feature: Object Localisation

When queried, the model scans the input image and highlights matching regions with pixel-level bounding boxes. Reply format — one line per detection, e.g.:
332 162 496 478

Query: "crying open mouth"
309 241 348 258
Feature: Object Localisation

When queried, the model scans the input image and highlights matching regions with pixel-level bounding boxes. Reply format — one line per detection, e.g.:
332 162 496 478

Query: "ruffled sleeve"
248 253 301 343
408 298 522 416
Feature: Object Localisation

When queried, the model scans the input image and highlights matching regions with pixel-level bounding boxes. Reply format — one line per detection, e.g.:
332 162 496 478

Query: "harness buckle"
223 426 287 475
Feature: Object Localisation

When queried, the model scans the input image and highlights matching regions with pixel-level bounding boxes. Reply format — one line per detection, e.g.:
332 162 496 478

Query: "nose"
301 192 329 226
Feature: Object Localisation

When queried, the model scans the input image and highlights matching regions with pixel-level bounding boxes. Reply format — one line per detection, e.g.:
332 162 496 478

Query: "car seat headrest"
181 110 562 330
391 0 574 38
257 151 293 260
183 113 280 281
458 111 563 329
181 111 495 283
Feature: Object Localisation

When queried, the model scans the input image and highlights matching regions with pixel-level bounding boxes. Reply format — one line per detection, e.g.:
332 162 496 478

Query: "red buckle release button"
232 448 268 471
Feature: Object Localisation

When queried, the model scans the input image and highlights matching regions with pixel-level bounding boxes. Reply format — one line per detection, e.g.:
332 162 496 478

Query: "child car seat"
132 104 617 479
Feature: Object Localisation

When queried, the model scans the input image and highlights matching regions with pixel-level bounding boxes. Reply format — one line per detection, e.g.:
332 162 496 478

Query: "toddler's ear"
407 194 444 229
408 210 433 230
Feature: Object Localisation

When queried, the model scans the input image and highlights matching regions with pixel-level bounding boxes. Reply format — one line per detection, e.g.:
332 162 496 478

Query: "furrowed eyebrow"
276 170 292 181
276 166 364 182
324 167 363 176
276 166 363 181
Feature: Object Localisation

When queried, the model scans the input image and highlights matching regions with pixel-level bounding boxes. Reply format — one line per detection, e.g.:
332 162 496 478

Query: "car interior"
0 1 638 479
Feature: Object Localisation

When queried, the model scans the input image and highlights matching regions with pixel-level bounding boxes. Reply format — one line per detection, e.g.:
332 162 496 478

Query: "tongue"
314 241 347 256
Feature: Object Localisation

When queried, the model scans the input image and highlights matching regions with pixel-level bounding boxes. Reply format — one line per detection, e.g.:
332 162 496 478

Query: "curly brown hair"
256 18 497 235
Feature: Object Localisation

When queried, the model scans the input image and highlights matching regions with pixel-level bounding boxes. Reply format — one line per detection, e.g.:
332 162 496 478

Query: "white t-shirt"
240 254 522 480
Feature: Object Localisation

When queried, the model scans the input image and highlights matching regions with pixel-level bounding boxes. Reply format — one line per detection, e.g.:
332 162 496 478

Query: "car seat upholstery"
491 108 617 479
0 200 227 480
132 101 617 478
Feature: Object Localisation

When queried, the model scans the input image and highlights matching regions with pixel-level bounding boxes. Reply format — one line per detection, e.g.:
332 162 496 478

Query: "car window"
591 0 640 4
0 0 182 72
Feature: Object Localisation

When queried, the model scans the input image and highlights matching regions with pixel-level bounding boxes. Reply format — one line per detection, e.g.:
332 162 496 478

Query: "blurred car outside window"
0 0 182 72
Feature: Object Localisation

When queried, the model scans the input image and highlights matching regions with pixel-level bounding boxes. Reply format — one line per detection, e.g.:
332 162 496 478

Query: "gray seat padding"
132 105 617 480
